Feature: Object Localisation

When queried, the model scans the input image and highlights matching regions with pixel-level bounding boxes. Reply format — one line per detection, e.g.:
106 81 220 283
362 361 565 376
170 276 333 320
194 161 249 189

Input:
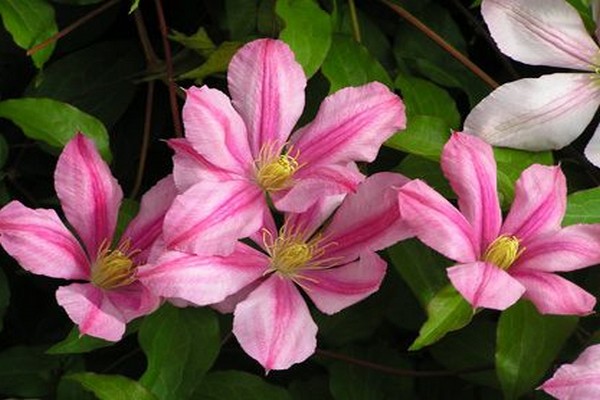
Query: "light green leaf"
409 285 473 351
129 0 141 13
563 187 600 225
0 98 111 160
139 304 220 400
0 0 57 68
322 34 392 93
277 0 332 78
385 115 450 161
69 373 157 400
496 300 578 400
170 27 215 56
180 41 242 82
194 370 292 400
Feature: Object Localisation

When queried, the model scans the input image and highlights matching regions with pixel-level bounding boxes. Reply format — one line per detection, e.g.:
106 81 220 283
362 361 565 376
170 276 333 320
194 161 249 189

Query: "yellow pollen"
91 240 138 290
483 235 524 270
254 143 301 192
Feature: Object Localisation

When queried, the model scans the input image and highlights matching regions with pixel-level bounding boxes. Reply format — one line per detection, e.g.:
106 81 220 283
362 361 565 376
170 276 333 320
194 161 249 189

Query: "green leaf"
0 267 9 332
69 373 157 400
195 370 292 400
114 198 140 243
289 375 333 400
322 34 392 93
139 304 220 400
0 134 9 169
385 115 450 161
496 301 578 400
26 41 144 129
170 27 215 56
394 155 455 199
180 41 242 82
326 344 416 400
0 98 111 160
225 0 259 40
276 0 332 78
0 345 61 397
395 74 460 128
129 0 142 13
0 0 57 68
563 187 600 226
409 285 473 350
48 319 141 354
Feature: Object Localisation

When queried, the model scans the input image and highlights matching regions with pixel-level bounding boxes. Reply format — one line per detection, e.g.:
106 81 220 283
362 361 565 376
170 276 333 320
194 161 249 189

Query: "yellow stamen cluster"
90 240 139 290
483 235 524 270
254 143 301 192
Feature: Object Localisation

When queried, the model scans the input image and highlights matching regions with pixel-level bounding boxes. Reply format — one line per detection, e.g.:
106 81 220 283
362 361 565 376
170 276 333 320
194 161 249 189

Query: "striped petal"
0 201 89 280
540 344 600 399
55 133 122 256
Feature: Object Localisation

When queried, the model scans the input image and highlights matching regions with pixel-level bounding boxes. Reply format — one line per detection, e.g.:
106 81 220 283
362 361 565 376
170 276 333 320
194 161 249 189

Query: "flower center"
482 235 523 270
91 241 138 290
266 233 314 277
254 143 300 192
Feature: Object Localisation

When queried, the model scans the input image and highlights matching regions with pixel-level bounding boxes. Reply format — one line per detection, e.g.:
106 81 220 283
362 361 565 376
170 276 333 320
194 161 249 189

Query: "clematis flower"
163 38 406 256
464 0 600 166
138 172 412 370
540 344 600 399
397 132 600 314
0 133 175 341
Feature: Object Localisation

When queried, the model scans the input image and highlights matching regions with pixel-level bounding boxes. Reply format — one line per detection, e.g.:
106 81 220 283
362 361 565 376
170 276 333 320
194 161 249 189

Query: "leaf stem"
130 81 155 199
380 0 499 89
27 0 121 56
348 0 362 43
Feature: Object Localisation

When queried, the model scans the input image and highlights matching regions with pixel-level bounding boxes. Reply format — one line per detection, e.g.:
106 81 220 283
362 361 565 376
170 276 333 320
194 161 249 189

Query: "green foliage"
564 186 600 225
0 346 62 397
194 370 292 400
385 115 450 161
69 373 157 400
0 267 9 332
139 304 221 400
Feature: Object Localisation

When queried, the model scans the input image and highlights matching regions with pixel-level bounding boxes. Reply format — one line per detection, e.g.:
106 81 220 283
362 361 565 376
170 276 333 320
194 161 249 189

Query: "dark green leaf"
69 373 157 400
394 155 455 199
180 41 242 82
563 186 600 226
289 375 333 400
496 300 578 400
51 0 104 4
0 0 57 68
170 27 215 56
225 0 259 40
0 98 111 160
47 320 141 354
277 0 332 78
114 198 140 243
409 285 473 350
322 34 392 93
385 115 450 161
26 41 143 129
195 370 292 400
139 304 220 400
0 267 9 332
0 345 61 397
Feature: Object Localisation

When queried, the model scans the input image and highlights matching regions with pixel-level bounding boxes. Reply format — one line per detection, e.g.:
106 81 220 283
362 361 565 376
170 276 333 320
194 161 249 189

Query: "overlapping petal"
0 201 89 280
301 252 386 315
482 0 599 70
55 133 122 256
233 275 317 371
540 344 600 399
464 74 600 151
228 39 306 156
104 281 161 322
447 262 525 310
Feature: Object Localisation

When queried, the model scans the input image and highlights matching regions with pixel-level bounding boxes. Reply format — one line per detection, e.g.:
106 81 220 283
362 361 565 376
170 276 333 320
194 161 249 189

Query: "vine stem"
130 81 155 199
380 0 499 89
315 349 493 378
153 0 183 138
27 0 121 56
348 0 362 43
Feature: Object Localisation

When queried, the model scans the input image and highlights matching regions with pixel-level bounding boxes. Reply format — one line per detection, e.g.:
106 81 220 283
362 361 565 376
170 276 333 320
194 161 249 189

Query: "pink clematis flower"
464 0 600 166
540 344 600 399
397 132 600 314
138 172 412 370
0 133 175 341
163 38 406 256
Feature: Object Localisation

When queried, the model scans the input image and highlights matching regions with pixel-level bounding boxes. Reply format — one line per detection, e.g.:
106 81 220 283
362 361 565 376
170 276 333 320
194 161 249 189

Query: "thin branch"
153 0 183 138
380 0 499 89
348 0 362 43
27 0 121 56
315 349 493 378
130 81 155 199
133 9 160 68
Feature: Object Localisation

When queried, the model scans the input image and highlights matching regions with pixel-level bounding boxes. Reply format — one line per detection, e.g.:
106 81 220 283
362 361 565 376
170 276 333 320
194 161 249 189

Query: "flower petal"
233 275 317 371
55 283 126 341
283 195 345 240
104 281 160 322
540 344 600 400
273 163 364 213
137 243 269 306
55 133 122 256
482 0 599 70
447 262 525 310
228 39 306 156
0 201 89 280
322 172 413 263
513 224 600 272
501 165 566 243
182 86 252 175
301 252 386 315
164 180 265 256
511 269 595 315
291 82 406 167
584 122 600 168
397 180 478 263
121 175 177 262
442 132 501 253
168 138 237 192
464 73 600 151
